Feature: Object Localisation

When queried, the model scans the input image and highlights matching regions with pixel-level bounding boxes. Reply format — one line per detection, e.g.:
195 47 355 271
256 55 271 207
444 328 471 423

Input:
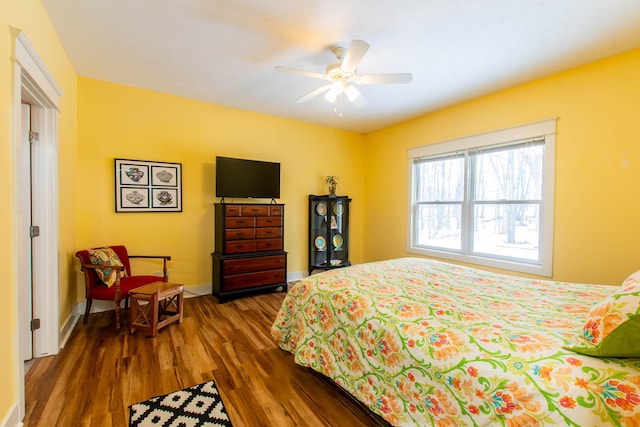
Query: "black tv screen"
216 156 281 199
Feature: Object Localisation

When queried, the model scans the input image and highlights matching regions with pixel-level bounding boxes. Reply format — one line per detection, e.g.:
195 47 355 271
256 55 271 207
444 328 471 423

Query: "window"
408 119 556 276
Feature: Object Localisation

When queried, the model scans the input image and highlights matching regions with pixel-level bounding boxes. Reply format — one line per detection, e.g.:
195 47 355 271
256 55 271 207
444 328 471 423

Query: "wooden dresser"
212 203 287 302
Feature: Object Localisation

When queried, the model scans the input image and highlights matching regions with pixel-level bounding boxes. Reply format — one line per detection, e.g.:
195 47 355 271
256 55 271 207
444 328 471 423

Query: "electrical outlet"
154 271 163 277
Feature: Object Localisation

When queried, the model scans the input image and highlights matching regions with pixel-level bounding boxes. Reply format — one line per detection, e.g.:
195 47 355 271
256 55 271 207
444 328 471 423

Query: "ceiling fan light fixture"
324 81 344 103
324 89 339 103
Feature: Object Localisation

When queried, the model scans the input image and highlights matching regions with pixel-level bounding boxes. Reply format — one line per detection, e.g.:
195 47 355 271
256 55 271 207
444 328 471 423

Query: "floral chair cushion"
88 247 128 287
568 269 640 357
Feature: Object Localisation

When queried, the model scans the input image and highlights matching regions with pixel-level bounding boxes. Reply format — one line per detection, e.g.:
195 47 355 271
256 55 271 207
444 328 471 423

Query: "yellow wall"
3 1 640 423
364 48 640 285
1 0 78 421
76 77 365 291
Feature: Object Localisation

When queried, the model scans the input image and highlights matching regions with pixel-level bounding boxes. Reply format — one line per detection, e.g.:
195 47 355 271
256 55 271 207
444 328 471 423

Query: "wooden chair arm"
128 255 171 261
128 255 171 281
81 263 125 271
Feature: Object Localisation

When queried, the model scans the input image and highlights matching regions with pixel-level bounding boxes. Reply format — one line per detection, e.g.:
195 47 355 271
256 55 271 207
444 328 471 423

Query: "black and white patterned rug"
129 380 233 427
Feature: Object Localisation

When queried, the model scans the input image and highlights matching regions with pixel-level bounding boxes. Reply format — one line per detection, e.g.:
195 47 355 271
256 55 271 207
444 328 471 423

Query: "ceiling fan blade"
358 73 413 85
295 84 332 103
344 85 367 107
341 40 369 73
274 66 328 80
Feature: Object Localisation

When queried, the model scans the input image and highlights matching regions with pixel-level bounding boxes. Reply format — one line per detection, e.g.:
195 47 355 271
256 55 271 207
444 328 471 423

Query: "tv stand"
212 202 287 302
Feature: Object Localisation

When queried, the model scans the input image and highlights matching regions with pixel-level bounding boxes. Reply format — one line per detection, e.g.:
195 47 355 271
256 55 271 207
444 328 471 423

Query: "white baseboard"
73 272 305 314
73 283 214 318
181 283 211 298
69 273 305 326
0 402 21 427
59 311 79 349
288 271 305 282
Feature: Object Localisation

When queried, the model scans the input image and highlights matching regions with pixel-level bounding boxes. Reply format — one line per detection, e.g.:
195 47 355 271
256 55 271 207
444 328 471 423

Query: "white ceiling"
41 0 640 133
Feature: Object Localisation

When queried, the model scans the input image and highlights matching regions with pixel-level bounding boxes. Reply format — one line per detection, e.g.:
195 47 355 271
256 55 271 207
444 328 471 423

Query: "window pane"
472 203 540 261
415 203 461 250
473 144 543 201
415 155 464 202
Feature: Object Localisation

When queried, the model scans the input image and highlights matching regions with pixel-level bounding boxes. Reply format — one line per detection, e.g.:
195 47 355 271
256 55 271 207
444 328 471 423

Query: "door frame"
11 28 62 420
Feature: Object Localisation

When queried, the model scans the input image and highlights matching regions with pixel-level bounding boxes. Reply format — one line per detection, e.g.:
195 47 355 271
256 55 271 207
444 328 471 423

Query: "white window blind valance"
408 118 557 160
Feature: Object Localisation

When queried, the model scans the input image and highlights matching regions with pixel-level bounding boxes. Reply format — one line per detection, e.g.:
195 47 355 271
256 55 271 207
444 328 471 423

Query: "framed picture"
115 159 182 212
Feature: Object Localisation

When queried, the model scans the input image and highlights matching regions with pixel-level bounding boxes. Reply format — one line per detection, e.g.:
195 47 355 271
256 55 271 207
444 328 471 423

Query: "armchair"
75 245 171 331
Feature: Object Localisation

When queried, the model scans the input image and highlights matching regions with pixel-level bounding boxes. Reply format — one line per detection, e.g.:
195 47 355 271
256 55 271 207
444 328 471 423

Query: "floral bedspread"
271 258 640 426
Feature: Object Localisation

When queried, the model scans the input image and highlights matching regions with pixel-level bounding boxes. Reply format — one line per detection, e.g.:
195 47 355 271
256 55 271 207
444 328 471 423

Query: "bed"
271 257 640 426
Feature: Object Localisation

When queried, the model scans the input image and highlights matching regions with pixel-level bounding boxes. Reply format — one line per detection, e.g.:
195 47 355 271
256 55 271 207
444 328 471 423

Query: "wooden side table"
129 281 184 337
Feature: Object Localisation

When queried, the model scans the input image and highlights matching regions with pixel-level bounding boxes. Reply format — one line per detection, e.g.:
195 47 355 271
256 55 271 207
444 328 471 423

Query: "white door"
18 99 59 360
18 103 33 362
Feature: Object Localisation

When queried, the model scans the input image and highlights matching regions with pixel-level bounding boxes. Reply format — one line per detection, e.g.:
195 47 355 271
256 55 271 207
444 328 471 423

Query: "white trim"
11 30 62 109
408 118 557 159
71 275 305 321
407 118 557 277
11 28 62 423
74 284 218 316
59 312 80 350
0 402 21 427
287 270 304 283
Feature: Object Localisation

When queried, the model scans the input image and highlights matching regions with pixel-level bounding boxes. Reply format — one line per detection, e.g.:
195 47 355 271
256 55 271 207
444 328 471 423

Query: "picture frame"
115 158 182 212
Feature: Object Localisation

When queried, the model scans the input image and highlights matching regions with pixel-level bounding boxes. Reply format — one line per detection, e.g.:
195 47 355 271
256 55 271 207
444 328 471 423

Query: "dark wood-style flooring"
23 289 382 426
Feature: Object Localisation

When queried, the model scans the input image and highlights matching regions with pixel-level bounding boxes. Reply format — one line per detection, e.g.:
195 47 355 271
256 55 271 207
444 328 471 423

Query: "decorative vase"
326 175 338 197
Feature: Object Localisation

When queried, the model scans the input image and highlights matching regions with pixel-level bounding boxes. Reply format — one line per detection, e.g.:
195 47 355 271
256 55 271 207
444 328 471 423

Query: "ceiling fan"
275 40 412 107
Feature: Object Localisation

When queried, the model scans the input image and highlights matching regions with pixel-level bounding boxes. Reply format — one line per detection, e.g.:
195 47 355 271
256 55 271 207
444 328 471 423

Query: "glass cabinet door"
310 198 329 269
309 195 350 273
327 198 348 267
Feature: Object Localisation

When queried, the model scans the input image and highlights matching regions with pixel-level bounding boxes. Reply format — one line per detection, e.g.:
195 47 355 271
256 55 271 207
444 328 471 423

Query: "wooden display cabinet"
308 195 351 274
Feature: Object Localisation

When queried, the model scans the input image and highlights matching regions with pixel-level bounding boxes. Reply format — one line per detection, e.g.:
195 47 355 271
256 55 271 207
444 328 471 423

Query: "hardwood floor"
23 289 382 426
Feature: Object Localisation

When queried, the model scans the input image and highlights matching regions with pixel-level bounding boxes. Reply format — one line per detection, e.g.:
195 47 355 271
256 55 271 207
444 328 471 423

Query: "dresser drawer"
225 217 255 228
222 255 285 275
256 227 282 239
269 205 283 216
256 239 282 252
223 269 286 291
225 240 257 254
256 217 282 227
241 205 269 216
225 205 242 216
225 228 255 240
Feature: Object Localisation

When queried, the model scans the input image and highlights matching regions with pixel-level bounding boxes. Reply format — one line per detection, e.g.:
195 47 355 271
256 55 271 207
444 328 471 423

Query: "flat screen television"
215 156 281 199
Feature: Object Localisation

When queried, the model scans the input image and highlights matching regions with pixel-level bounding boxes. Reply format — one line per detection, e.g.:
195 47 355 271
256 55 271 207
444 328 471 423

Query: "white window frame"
407 118 557 276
